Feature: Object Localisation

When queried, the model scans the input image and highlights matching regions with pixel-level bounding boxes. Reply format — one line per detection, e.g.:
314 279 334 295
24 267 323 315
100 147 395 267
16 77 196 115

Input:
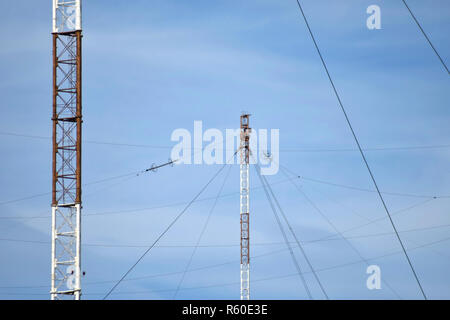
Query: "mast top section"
53 0 82 33
240 114 251 131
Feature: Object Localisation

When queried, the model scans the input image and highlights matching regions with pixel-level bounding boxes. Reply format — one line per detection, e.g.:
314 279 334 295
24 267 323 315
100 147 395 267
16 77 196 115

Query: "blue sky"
0 0 449 299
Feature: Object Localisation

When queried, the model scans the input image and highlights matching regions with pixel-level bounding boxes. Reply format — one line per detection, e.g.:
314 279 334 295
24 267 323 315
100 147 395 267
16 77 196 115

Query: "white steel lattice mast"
240 114 251 300
51 0 83 300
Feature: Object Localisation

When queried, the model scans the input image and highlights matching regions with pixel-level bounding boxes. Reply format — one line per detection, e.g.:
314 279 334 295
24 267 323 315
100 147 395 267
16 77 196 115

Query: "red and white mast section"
240 114 251 300
51 0 83 300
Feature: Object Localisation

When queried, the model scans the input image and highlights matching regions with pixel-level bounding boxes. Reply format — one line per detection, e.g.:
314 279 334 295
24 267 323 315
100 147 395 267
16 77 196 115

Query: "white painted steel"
52 0 82 33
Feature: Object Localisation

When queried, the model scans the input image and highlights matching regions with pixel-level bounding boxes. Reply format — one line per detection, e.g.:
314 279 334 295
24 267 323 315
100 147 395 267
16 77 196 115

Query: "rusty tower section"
240 114 251 300
51 0 83 300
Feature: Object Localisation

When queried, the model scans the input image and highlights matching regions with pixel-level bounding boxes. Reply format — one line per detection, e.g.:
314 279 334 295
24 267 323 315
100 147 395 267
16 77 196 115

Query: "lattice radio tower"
240 114 251 300
51 0 83 300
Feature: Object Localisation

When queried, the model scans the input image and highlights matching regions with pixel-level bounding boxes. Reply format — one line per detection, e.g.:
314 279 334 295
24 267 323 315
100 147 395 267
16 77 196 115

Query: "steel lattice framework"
240 114 251 300
51 0 83 300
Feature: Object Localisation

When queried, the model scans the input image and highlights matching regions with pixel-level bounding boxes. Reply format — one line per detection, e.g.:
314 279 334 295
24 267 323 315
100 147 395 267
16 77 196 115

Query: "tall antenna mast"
240 114 251 300
51 0 83 300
